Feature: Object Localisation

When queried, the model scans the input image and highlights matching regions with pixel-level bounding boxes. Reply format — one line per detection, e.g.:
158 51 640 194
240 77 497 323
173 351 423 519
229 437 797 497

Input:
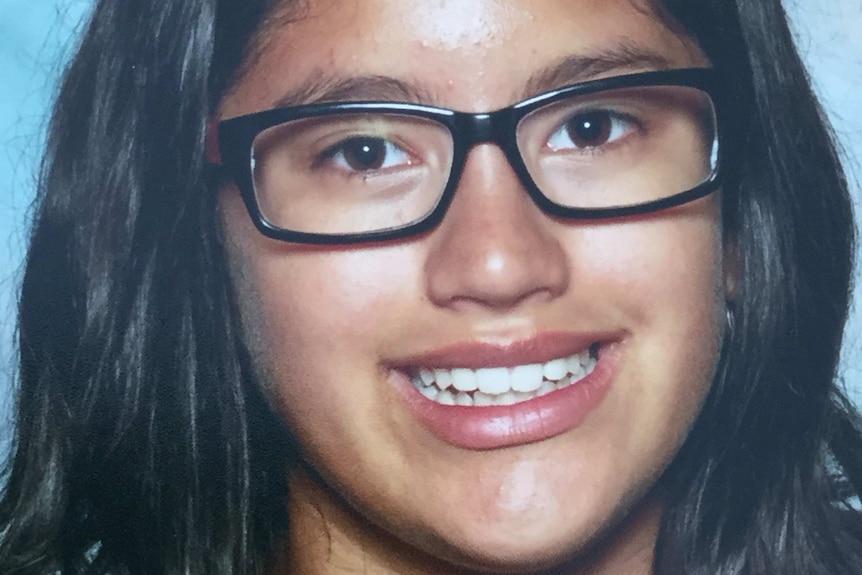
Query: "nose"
424 144 570 312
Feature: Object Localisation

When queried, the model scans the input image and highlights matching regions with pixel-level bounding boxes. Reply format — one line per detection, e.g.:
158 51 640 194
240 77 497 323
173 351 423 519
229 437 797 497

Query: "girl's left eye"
546 111 634 152
325 136 413 173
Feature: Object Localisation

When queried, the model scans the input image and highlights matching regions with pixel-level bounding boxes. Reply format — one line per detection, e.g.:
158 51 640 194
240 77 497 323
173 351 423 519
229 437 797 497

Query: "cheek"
581 210 725 371
579 217 723 314
219 188 424 395
253 248 422 358
581 209 725 435
571 208 723 372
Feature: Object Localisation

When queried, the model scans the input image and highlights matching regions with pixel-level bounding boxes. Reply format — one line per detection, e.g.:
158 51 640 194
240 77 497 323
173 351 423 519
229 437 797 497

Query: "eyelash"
316 135 415 176
545 110 642 155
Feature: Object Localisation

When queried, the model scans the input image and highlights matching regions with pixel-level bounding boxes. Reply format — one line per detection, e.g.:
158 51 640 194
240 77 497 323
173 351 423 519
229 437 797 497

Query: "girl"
2 0 861 573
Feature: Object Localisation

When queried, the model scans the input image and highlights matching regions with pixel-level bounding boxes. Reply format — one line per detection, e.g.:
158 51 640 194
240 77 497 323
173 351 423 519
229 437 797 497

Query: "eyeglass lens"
250 85 718 235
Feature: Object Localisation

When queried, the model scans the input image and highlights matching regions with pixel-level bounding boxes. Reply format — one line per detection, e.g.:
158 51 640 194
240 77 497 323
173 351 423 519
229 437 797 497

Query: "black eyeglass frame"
213 67 726 245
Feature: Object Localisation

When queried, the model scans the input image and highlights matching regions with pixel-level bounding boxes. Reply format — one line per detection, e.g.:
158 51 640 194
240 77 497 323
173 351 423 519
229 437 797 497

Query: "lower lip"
393 344 620 450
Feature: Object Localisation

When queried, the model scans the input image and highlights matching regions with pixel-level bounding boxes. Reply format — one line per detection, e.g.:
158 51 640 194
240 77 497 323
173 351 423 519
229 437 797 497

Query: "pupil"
566 112 611 147
344 137 386 170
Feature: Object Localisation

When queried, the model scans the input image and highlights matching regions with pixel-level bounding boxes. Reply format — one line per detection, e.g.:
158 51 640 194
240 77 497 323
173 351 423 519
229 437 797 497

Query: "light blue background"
1 1 861 455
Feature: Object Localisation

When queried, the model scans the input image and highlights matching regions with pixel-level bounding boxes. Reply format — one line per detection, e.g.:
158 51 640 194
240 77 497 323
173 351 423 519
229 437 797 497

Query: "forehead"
219 0 705 118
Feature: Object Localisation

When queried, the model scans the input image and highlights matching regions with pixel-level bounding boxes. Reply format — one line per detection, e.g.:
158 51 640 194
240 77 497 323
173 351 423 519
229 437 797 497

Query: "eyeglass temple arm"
205 121 222 165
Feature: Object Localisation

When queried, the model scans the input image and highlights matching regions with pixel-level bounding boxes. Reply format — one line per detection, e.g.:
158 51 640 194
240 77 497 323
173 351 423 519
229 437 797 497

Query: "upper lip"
390 331 621 370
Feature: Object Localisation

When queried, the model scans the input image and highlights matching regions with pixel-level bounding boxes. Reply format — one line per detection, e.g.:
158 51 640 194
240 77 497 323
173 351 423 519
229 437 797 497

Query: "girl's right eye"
320 136 414 173
546 110 635 153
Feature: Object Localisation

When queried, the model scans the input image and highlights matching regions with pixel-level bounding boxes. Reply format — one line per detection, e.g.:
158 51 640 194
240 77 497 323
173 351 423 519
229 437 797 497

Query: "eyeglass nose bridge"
445 107 547 213
452 108 519 151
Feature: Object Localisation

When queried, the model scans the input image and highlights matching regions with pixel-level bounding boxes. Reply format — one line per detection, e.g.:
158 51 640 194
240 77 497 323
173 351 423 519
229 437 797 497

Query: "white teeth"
473 392 495 406
419 368 435 386
538 380 557 397
455 392 474 406
542 358 568 381
437 390 456 405
510 363 544 393
451 368 477 392
435 369 454 390
410 347 600 407
495 391 519 406
566 355 584 378
578 349 591 366
476 367 510 394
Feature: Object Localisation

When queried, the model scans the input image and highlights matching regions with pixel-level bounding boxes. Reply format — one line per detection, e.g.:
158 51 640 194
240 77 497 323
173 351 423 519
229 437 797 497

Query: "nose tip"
424 145 569 312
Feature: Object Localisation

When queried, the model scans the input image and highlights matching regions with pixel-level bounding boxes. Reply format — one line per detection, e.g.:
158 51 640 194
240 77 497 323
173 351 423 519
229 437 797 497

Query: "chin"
402 480 660 574
427 537 593 574
395 512 602 573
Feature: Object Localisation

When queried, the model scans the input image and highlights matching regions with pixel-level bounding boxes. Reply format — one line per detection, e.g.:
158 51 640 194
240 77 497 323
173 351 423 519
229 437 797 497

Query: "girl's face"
218 0 727 572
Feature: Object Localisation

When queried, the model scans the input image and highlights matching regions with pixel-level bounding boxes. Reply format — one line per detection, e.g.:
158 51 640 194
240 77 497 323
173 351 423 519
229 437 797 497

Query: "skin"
217 0 731 572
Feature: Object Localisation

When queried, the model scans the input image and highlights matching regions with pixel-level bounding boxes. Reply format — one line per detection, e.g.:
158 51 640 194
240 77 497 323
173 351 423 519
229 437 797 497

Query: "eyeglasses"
210 68 723 244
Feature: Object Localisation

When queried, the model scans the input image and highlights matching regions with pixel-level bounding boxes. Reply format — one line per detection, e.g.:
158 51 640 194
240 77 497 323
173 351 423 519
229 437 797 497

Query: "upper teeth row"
414 349 596 396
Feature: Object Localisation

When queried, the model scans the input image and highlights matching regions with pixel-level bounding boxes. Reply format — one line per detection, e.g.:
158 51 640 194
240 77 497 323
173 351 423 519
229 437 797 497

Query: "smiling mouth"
409 343 600 407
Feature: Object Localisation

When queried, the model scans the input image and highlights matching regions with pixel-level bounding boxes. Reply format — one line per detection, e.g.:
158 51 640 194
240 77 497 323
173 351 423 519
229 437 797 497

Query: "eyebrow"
522 43 677 98
270 42 677 109
272 74 436 108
